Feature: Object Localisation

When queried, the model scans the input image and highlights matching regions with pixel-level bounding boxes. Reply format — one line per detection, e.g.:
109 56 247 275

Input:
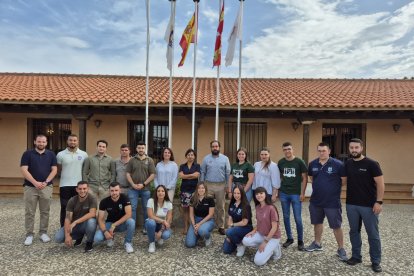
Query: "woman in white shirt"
252 147 281 204
155 147 179 201
144 185 173 253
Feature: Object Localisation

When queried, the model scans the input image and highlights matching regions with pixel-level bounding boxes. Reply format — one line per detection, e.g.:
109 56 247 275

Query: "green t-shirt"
278 157 308 195
231 162 254 185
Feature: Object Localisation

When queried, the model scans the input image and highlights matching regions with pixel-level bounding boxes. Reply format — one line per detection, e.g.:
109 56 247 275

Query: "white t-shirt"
147 198 173 219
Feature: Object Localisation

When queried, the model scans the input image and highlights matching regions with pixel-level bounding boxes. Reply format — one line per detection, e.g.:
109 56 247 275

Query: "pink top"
256 204 281 239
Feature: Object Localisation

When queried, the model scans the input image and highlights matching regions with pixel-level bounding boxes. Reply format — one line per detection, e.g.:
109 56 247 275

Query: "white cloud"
58 36 90 49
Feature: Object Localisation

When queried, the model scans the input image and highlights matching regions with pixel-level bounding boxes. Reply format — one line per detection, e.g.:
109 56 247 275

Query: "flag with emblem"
213 0 224 67
178 11 198 67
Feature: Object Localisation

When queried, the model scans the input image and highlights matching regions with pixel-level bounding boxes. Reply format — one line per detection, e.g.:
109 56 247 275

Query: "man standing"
345 138 384 273
20 134 57 246
305 142 347 262
200 140 231 235
94 182 135 253
82 140 114 200
277 142 308 251
54 181 97 252
112 144 131 195
56 134 88 227
126 142 155 233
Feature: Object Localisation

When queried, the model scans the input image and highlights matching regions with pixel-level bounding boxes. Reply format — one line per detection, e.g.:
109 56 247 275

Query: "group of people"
20 134 384 273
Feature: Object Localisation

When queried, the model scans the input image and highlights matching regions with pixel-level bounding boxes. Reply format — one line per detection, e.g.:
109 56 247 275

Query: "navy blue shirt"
228 202 252 226
20 149 57 187
179 163 200 193
308 157 345 208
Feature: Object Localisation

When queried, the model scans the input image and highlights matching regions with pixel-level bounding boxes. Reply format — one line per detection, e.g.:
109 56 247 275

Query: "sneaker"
272 243 282 260
305 241 323 252
236 244 246 257
39 233 51 243
346 257 362 266
205 236 212 247
337 248 348 261
372 263 382 273
106 239 114 247
157 238 164 245
218 228 226 235
148 242 156 253
124 242 134 253
24 236 33 246
283 239 294 248
74 239 82 247
84 242 93 252
142 228 147 235
298 240 305 251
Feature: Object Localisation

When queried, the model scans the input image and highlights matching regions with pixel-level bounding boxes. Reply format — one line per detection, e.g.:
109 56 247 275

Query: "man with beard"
344 138 384 273
112 144 131 195
20 134 57 246
82 140 115 200
56 134 88 227
54 181 97 252
94 182 135 253
200 140 231 235
126 142 155 234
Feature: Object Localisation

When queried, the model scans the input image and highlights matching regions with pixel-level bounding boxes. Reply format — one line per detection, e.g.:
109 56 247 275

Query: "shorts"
309 203 342 229
180 191 193 207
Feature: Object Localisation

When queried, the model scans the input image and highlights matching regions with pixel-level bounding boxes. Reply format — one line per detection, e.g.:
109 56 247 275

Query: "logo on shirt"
119 204 123 210
77 156 83 161
233 169 243 178
359 168 367 172
82 206 89 210
163 208 168 213
283 168 296 178
327 167 333 174
312 168 318 172
237 208 242 215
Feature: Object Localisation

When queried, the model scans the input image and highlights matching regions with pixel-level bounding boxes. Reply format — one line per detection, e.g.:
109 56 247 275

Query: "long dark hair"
254 187 280 223
236 147 249 163
260 147 272 171
153 185 170 214
230 185 250 220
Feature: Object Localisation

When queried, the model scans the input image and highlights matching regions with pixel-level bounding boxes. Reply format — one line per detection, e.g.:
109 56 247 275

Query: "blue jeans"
144 218 172 243
55 218 96 243
185 217 215 248
128 189 151 223
279 192 303 241
346 204 381 264
223 225 253 254
93 218 135 244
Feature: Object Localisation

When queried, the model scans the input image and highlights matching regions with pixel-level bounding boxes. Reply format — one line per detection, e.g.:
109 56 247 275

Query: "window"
224 122 267 164
28 118 72 155
322 123 366 162
128 121 169 163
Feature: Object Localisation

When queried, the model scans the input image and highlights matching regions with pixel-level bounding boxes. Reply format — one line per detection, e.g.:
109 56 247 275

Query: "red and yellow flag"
178 12 197 67
213 0 224 67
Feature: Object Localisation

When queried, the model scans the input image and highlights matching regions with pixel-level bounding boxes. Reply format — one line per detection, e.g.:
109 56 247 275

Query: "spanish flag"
178 12 197 67
213 0 224 67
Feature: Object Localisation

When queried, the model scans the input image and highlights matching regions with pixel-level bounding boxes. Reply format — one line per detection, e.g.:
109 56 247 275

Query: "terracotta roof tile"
1 73 414 110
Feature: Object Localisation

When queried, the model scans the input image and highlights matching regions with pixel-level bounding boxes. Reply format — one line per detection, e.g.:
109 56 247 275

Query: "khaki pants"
167 188 175 203
24 185 53 236
89 185 109 202
205 181 226 229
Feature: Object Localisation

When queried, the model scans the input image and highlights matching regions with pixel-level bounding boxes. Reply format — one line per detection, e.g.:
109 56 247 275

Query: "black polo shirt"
20 149 57 187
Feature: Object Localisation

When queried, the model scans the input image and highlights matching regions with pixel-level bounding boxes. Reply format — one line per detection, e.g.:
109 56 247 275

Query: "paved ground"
1 198 413 276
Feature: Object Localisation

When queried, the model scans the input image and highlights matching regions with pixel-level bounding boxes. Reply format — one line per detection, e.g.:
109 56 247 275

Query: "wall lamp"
94 119 102 128
392 123 400 133
291 122 300 131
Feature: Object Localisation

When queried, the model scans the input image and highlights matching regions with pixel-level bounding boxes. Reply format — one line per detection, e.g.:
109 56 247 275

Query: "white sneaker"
24 236 33 246
107 239 114 247
272 243 282 260
124 242 134 253
39 233 51 243
236 244 246 257
148 242 156 253
205 236 212 247
157 239 164 245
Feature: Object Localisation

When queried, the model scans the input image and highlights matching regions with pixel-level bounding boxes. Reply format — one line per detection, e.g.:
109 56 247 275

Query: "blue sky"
0 0 413 78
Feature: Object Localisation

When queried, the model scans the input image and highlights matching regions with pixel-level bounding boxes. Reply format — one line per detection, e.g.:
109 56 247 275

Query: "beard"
211 150 220 156
35 144 46 151
350 152 362 159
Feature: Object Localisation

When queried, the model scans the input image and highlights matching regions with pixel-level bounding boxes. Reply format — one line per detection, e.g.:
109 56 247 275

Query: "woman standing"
228 147 255 202
223 185 253 256
240 187 282 266
185 183 215 248
252 147 281 203
155 147 178 202
178 149 200 234
144 185 173 253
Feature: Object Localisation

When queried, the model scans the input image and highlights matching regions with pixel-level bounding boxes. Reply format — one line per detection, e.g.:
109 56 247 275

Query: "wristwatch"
375 200 383 205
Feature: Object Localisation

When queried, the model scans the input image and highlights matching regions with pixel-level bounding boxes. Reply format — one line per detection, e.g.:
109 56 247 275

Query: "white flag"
165 2 176 71
225 2 243 67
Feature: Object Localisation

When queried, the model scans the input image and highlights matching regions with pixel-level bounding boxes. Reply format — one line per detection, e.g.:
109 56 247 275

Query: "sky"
0 0 413 79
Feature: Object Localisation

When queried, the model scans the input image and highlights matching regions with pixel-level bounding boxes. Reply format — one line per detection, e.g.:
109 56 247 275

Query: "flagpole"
145 0 150 152
215 66 220 141
236 0 244 150
191 0 199 149
168 0 176 148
